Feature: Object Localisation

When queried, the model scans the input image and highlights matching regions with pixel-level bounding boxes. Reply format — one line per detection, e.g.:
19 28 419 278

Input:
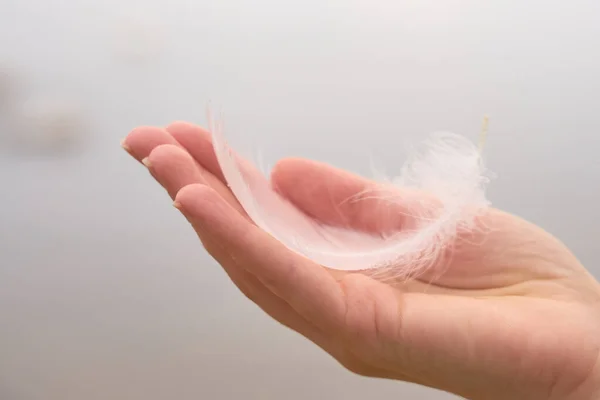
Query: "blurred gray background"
1 0 599 399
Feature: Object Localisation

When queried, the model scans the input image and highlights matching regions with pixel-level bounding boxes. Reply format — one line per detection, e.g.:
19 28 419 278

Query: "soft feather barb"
208 112 491 280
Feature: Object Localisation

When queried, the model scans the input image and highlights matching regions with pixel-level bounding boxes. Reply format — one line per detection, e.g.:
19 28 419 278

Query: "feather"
208 111 491 279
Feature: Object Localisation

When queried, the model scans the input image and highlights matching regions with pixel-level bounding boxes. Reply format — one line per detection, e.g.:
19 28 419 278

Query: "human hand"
122 122 600 400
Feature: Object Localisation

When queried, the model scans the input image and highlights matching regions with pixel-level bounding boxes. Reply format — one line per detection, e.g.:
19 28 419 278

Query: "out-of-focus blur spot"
10 96 83 153
0 65 20 111
0 70 83 156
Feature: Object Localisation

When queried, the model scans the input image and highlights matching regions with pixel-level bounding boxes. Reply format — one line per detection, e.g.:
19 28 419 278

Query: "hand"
122 122 600 400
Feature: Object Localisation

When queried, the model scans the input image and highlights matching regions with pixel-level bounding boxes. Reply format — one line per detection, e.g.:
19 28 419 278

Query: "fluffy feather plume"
209 112 491 279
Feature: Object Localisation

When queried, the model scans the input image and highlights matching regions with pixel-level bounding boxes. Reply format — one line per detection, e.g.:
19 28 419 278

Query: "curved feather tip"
208 114 491 280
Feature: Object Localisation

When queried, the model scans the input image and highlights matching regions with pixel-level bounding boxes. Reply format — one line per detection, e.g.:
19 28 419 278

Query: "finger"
144 144 207 198
145 145 334 351
146 144 248 218
174 183 347 332
127 127 342 353
163 122 410 234
165 121 225 181
201 233 333 351
270 158 429 234
165 121 262 188
159 123 423 234
122 126 180 163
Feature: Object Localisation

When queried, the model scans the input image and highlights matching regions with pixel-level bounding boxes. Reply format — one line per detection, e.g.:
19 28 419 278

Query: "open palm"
123 122 600 400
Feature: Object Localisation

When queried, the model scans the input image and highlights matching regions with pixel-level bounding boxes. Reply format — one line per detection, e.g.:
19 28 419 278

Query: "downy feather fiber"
209 113 491 279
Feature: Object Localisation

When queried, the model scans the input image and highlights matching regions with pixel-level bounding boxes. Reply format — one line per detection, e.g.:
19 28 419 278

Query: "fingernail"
173 201 190 220
142 157 152 168
121 139 133 154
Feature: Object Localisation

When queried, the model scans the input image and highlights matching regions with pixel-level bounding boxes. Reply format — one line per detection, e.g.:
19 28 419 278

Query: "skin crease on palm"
122 122 600 400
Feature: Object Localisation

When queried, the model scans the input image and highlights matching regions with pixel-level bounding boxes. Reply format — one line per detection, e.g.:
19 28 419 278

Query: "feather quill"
209 112 491 279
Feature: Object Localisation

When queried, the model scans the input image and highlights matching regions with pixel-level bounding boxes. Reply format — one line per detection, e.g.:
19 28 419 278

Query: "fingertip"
174 183 219 216
120 138 133 154
124 126 178 161
270 157 303 191
270 158 325 186
165 121 224 181
165 121 190 136
145 144 210 198
126 125 165 142
166 121 211 141
147 143 191 165
270 158 327 204
271 157 314 177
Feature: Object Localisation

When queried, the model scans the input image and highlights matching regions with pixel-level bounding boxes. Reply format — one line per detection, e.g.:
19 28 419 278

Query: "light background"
1 0 599 398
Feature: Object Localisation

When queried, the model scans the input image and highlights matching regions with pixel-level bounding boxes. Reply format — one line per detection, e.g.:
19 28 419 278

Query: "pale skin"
122 122 600 400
